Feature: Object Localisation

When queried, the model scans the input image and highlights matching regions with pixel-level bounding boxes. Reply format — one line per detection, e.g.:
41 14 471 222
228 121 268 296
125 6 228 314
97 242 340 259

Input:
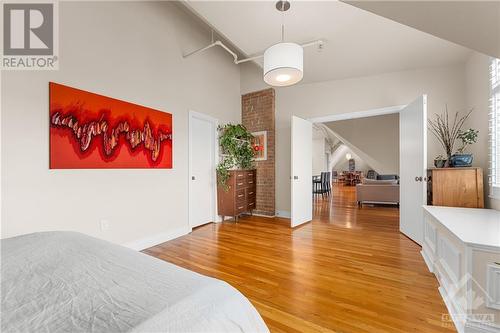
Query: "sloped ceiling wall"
328 144 372 173
325 113 400 175
344 1 500 58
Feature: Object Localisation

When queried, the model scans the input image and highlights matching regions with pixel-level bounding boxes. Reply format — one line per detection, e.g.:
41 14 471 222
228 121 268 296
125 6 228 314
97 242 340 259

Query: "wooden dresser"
217 169 256 221
427 167 484 208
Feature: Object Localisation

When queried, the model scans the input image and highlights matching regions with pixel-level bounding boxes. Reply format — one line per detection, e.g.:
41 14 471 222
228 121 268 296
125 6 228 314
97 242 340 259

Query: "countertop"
423 205 500 249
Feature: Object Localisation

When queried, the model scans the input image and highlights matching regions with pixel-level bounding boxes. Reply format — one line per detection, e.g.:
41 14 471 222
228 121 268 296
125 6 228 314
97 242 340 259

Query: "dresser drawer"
235 179 246 189
246 170 255 178
236 189 246 202
247 193 256 204
235 171 246 180
247 201 256 210
235 202 247 214
247 177 255 186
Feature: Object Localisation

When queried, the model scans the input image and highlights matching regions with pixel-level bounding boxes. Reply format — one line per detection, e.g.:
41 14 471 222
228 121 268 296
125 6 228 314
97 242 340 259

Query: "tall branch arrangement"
427 106 473 160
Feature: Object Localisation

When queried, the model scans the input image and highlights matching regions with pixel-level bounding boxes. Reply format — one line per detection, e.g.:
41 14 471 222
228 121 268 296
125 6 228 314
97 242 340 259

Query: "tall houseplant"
216 124 254 189
427 106 473 166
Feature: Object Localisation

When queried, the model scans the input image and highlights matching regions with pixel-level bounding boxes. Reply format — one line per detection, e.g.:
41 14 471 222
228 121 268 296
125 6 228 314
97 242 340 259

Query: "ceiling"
344 1 500 59
184 0 472 84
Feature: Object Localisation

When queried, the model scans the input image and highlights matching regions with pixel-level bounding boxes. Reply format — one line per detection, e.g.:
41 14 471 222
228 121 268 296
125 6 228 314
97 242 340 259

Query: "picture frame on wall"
252 131 267 161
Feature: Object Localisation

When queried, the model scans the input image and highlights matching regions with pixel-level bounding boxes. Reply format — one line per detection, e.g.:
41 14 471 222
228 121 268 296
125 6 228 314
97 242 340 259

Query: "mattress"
1 231 269 333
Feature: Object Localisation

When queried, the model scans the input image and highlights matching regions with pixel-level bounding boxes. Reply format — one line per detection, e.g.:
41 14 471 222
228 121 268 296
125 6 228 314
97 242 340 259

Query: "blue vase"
450 154 473 167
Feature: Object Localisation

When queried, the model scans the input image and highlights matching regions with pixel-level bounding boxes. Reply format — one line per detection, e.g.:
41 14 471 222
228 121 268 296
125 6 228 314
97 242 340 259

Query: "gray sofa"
356 178 400 206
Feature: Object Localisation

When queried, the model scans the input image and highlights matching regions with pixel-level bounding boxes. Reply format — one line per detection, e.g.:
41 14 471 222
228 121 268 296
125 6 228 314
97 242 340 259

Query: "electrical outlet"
100 219 109 231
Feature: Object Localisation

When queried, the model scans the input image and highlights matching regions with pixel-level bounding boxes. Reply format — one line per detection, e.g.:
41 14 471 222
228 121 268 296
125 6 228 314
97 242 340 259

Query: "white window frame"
490 57 500 199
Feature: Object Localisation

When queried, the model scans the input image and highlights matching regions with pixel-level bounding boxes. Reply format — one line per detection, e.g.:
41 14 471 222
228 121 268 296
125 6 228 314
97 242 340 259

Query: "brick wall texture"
242 88 275 216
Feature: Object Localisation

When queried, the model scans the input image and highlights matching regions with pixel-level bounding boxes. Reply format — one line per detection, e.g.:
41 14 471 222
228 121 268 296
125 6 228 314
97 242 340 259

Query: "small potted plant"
450 128 478 167
433 154 447 168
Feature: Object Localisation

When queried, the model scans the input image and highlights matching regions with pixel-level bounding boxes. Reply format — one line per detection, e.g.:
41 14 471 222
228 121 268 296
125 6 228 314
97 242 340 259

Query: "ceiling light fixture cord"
281 5 285 42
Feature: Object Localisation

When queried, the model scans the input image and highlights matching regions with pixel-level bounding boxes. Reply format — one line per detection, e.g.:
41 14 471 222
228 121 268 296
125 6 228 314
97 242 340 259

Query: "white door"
399 95 427 245
291 116 313 227
189 111 217 228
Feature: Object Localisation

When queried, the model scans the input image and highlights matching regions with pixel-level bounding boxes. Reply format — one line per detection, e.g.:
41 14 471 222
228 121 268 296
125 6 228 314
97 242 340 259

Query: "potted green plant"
428 106 473 167
216 124 255 190
433 154 447 168
450 128 478 167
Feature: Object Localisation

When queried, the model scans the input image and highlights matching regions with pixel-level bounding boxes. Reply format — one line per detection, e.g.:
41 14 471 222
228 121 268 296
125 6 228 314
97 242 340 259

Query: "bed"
1 231 269 333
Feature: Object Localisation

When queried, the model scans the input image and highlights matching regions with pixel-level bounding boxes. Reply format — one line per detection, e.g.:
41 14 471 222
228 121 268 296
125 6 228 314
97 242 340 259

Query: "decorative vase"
434 159 447 168
450 154 473 167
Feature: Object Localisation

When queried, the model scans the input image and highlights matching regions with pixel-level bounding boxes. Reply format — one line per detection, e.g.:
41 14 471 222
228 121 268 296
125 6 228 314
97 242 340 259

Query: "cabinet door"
433 169 480 208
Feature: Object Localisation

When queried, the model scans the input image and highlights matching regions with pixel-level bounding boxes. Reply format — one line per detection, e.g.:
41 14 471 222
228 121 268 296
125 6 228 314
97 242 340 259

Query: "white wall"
325 113 399 175
465 52 500 210
241 63 467 213
312 137 327 175
1 2 241 244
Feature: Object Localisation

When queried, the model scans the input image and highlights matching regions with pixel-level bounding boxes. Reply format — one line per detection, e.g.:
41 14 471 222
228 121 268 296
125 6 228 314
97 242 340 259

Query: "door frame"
302 102 425 234
188 110 219 230
308 104 405 124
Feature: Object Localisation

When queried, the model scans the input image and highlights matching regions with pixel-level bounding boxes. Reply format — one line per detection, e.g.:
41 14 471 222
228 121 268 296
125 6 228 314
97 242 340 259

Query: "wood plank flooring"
144 185 455 333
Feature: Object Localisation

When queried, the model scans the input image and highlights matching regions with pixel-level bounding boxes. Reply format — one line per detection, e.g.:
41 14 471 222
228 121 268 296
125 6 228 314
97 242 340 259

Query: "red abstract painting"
49 82 173 169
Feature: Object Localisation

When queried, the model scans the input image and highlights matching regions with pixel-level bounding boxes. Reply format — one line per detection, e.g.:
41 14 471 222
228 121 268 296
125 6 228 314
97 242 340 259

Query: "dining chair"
312 175 322 196
325 172 331 195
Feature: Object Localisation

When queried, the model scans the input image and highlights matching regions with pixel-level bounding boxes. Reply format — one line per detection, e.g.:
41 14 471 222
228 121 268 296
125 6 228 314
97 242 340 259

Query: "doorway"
291 96 427 245
188 111 218 229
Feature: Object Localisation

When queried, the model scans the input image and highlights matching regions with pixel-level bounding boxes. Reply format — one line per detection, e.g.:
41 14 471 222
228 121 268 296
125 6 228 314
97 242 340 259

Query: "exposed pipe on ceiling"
183 39 325 65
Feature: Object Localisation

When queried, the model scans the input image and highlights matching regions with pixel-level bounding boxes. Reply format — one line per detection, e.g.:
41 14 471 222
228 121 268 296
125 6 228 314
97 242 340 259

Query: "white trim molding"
486 264 500 310
123 226 191 251
307 104 405 124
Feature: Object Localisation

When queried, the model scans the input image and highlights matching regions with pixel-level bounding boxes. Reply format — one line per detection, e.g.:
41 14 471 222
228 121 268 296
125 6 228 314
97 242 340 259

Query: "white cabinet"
422 206 500 333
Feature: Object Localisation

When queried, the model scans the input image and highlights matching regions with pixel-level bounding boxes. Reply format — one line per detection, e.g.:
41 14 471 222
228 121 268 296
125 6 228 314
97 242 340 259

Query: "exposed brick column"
242 88 275 217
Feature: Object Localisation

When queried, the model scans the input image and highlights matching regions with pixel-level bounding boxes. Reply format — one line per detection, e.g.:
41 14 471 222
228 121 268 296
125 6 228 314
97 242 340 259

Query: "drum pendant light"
263 1 303 87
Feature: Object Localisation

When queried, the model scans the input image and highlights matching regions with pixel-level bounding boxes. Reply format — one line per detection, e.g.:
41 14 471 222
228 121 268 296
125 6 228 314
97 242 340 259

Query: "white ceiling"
344 1 500 59
184 0 473 84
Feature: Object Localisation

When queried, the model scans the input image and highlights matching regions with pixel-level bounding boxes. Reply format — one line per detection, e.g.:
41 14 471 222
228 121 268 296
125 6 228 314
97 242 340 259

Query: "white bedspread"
1 231 269 333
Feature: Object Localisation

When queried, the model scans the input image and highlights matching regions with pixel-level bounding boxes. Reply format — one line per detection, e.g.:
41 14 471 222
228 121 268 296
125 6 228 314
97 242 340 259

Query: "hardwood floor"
144 184 455 333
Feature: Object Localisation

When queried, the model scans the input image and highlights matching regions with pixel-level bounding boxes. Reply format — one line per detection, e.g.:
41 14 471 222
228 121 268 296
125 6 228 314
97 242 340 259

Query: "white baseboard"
275 210 291 218
123 226 191 251
421 249 434 273
251 213 275 218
